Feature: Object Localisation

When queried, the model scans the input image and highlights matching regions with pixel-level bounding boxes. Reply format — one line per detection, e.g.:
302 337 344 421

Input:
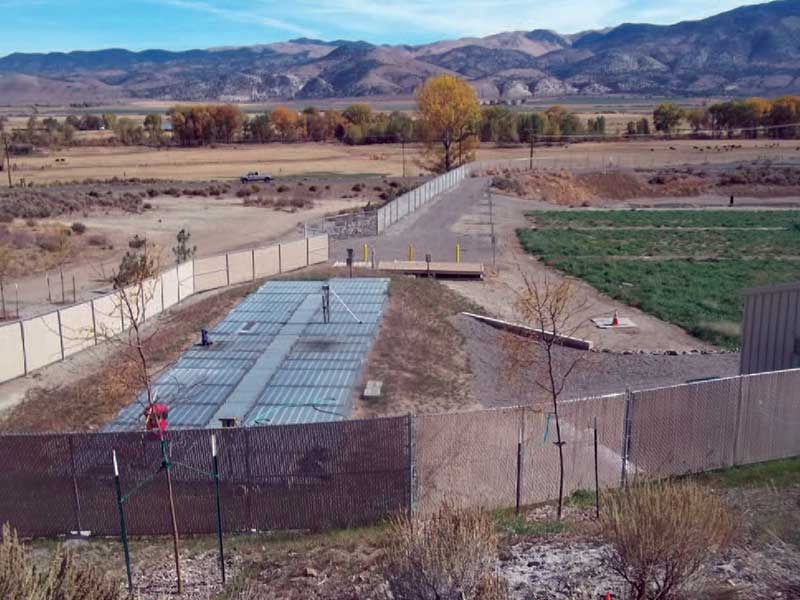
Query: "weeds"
0 523 122 599
385 503 508 600
600 480 733 600
493 510 566 537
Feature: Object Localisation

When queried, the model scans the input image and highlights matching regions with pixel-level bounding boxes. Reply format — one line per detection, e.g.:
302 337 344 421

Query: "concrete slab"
592 317 637 329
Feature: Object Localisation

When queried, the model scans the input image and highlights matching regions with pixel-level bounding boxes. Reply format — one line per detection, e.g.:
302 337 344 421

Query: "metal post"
112 450 133 594
593 416 600 519
160 439 183 594
346 248 353 278
68 435 82 532
489 191 496 270
60 269 65 304
46 272 52 303
72 274 76 303
0 278 4 319
515 424 523 515
211 435 226 584
406 414 414 515
620 390 633 487
731 378 745 467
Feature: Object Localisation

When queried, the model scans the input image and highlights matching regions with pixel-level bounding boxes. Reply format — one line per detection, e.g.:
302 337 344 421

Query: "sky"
0 0 766 56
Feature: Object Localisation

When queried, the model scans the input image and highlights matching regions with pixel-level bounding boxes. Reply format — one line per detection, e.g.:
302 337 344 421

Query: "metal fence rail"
0 368 798 538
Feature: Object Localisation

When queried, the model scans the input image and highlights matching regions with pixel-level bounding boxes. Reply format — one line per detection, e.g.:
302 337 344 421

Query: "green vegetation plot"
517 210 800 348
525 209 800 229
518 228 800 258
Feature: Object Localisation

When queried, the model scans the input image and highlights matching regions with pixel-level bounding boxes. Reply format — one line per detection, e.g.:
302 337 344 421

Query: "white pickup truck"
240 171 273 183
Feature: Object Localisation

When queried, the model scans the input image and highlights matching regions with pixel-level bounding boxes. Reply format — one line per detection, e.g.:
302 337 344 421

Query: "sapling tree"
508 272 588 520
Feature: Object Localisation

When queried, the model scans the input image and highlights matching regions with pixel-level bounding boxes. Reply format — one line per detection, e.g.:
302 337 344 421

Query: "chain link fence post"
407 413 416 515
620 388 634 487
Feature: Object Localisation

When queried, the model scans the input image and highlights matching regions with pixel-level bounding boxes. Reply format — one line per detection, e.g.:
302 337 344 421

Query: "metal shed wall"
740 280 800 374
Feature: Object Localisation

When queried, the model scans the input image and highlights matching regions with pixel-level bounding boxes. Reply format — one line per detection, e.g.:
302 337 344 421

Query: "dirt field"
491 163 800 206
0 175 417 318
5 139 799 185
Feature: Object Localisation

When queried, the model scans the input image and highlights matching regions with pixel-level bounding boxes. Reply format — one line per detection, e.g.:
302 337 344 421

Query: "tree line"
649 96 800 138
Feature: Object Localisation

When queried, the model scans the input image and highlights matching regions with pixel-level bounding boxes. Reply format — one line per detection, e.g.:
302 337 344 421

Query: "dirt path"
337 175 724 352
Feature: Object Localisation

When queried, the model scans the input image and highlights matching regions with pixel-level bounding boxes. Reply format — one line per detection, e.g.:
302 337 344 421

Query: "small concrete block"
592 316 637 329
363 380 383 399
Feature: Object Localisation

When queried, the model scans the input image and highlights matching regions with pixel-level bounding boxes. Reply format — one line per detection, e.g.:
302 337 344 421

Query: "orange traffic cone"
611 310 619 327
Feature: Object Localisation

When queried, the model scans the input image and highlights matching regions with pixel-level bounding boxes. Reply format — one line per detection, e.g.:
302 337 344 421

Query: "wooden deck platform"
377 260 484 279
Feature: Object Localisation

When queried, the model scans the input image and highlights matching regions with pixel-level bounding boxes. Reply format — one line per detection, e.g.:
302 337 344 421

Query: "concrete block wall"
0 324 25 381
254 246 280 278
0 235 329 385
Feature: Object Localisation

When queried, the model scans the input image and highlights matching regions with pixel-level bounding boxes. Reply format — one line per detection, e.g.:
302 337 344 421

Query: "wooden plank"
377 260 484 277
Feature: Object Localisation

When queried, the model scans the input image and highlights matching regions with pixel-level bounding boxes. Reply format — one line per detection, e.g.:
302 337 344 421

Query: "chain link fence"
1 369 799 537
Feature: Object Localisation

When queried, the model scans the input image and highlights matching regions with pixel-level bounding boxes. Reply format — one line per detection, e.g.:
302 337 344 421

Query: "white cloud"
151 0 320 38
146 0 764 44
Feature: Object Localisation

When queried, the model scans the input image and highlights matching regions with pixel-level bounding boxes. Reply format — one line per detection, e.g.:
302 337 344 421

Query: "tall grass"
0 523 122 600
384 503 508 600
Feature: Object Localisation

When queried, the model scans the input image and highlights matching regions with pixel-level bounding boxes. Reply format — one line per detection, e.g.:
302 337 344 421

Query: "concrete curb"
461 312 594 351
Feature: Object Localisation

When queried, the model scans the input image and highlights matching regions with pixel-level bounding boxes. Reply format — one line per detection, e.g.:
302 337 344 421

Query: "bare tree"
96 241 184 594
508 272 588 520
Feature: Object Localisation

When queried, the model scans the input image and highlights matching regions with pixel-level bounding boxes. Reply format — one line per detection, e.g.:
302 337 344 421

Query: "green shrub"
70 222 86 235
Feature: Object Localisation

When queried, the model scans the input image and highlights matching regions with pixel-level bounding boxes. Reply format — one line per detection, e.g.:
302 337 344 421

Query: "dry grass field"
6 138 800 184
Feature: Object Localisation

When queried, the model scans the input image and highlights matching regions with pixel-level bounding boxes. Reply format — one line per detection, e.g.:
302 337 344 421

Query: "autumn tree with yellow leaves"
416 74 481 172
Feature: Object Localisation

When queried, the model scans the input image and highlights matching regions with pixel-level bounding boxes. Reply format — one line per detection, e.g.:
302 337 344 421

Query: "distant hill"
1 0 799 104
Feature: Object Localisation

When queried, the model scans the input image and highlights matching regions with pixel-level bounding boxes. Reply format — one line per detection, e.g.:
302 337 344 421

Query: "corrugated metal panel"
740 280 800 374
107 278 389 430
268 368 359 388
283 358 363 371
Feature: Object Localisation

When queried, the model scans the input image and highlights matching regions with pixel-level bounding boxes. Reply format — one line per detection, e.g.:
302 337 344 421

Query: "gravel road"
453 314 740 407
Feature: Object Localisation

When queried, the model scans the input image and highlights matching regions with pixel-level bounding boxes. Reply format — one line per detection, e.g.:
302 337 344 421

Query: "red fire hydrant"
143 403 169 433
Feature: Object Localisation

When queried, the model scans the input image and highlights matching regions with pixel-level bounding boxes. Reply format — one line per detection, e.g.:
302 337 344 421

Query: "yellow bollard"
456 242 461 263
408 244 414 261
363 243 368 263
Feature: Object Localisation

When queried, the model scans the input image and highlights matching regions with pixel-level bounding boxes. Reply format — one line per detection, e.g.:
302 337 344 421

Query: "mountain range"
0 0 799 105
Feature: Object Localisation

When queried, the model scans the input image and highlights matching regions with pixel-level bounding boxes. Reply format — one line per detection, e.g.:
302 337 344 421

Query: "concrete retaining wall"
0 324 25 381
194 255 229 292
177 261 194 301
280 239 308 272
22 313 63 372
228 250 254 285
58 303 95 357
162 268 180 310
254 246 280 278
142 277 163 320
93 293 123 338
307 235 329 264
0 234 329 385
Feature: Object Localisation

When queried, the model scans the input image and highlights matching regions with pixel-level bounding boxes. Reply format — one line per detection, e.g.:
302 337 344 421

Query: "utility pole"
1 134 12 188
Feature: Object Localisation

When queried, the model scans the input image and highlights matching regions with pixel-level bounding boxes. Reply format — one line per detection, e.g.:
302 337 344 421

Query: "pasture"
518 209 800 348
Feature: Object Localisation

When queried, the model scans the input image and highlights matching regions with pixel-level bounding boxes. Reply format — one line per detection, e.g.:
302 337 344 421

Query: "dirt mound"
492 170 654 205
491 168 715 205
